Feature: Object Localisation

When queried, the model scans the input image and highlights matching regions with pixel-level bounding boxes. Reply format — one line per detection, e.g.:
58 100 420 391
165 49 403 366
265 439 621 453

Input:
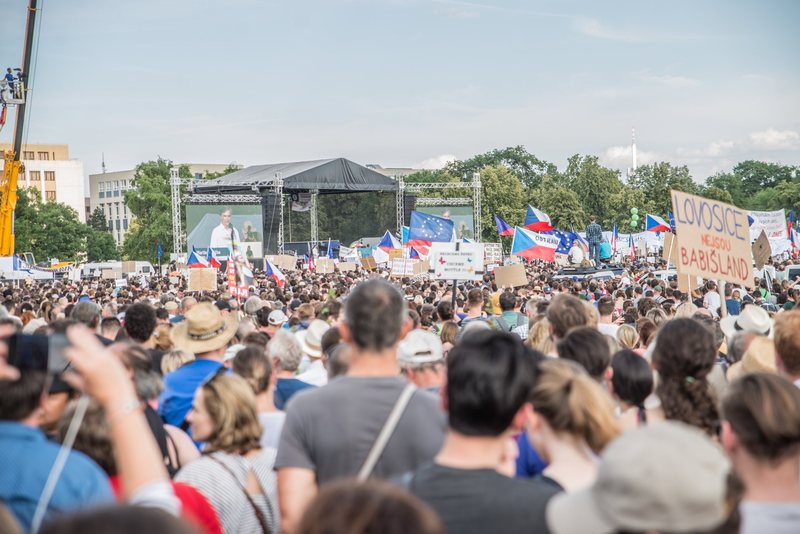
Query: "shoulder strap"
357 383 417 482
494 316 511 332
208 455 272 534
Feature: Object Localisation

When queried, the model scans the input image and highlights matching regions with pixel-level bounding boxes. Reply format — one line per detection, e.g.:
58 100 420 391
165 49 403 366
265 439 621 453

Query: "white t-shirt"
704 291 722 316
209 224 241 252
597 322 619 337
568 246 585 265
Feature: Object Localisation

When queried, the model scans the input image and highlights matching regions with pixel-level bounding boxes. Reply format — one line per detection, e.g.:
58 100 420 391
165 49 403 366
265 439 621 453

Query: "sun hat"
223 343 246 362
398 330 444 367
268 309 288 326
243 296 265 316
726 336 777 381
546 421 730 534
720 305 772 341
296 319 330 358
170 302 238 354
164 301 178 313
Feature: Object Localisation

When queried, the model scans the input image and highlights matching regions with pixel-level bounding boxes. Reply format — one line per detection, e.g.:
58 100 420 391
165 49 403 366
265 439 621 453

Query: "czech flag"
494 215 514 236
308 254 316 272
206 247 221 269
524 205 554 232
378 230 401 251
265 259 286 287
611 223 618 254
187 247 208 268
410 247 420 259
645 214 671 233
511 226 560 262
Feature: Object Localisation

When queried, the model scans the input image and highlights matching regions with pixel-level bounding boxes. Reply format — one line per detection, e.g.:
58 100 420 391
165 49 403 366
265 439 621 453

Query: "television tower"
631 128 638 171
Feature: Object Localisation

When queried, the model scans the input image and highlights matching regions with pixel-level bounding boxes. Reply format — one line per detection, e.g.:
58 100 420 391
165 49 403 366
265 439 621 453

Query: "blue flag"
157 240 163 260
408 211 455 243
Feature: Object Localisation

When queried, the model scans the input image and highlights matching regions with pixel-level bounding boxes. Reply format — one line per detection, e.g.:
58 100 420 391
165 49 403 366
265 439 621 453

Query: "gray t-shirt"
275 376 446 484
740 501 800 534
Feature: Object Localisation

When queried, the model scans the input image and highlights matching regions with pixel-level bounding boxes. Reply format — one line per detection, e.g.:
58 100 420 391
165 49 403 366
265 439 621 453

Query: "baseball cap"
546 421 729 534
268 309 288 326
214 300 231 312
289 298 302 311
397 330 444 366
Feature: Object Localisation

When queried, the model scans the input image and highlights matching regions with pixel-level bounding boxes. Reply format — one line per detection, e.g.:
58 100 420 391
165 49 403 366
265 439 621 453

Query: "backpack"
494 313 526 333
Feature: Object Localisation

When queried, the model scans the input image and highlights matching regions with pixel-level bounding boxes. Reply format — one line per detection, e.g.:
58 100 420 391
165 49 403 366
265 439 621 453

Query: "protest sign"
748 210 788 241
388 249 404 261
360 256 377 271
671 190 752 286
267 255 296 271
414 260 430 275
677 273 692 294
337 261 358 272
662 233 680 266
121 261 136 273
168 276 180 285
484 243 503 265
188 268 217 292
493 263 527 288
391 259 415 277
432 244 484 281
752 230 772 270
114 278 127 288
316 258 336 274
101 269 120 279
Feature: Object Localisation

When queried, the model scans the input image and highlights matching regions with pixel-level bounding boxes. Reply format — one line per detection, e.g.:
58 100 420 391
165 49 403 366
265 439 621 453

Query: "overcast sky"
1 0 798 182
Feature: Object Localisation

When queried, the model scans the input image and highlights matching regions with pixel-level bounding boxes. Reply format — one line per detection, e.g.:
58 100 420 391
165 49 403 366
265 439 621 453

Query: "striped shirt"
176 449 279 534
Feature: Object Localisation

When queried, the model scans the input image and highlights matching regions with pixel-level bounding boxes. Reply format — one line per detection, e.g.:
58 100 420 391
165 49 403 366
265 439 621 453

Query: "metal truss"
170 168 184 255
184 194 263 204
415 197 473 206
395 174 482 239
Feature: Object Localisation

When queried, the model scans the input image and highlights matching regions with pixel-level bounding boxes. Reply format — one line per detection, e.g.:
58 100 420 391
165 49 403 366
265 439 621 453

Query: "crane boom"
0 0 39 255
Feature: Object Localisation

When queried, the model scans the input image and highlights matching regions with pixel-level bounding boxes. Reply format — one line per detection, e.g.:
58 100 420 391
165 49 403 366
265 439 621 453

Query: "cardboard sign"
752 230 772 270
388 249 404 261
433 250 484 280
267 255 296 271
360 256 377 271
677 273 692 294
337 261 358 272
169 276 180 284
121 261 136 273
188 268 217 292
316 258 336 274
662 233 680 266
101 269 120 279
493 263 527 288
414 260 430 275
391 259 415 277
636 239 648 258
114 278 127 288
484 243 503 265
671 190 753 286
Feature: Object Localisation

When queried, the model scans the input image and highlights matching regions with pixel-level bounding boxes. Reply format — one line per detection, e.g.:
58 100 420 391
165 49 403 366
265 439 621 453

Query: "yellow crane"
0 0 38 255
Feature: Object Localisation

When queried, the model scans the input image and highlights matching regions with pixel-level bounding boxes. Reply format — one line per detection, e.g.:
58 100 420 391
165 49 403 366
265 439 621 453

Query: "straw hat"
726 336 777 382
720 305 772 341
170 302 238 354
295 319 330 359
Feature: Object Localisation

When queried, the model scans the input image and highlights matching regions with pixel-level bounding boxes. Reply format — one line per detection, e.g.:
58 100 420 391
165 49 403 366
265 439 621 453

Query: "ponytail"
529 360 620 453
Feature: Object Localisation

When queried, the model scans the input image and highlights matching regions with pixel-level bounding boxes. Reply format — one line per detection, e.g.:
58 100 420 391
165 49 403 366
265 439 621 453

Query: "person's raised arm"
65 326 178 513
277 467 317 534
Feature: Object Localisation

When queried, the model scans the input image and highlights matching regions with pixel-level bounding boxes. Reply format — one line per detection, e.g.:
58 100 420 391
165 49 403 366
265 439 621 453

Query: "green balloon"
630 207 639 215
630 221 638 229
632 215 639 222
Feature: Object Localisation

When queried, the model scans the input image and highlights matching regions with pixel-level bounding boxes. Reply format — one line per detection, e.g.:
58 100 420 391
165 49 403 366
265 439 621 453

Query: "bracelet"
107 398 142 422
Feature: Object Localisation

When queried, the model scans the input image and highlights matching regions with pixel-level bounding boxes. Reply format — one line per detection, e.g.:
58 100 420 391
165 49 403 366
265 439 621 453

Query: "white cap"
398 330 444 367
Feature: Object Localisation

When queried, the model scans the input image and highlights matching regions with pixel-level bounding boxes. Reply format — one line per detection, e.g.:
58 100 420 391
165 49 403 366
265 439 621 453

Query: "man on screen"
209 208 241 252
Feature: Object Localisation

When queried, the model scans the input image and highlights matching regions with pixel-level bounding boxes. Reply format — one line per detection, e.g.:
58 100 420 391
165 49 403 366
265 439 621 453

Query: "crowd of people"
1 255 799 534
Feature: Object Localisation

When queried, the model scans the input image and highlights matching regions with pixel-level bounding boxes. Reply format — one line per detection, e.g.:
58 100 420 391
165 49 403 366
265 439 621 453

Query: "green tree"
705 172 745 207
560 154 623 227
14 188 89 262
478 165 527 242
87 231 119 261
203 164 242 181
734 160 798 198
629 162 698 216
445 146 557 189
606 186 651 232
751 181 800 213
87 207 110 232
699 185 734 205
530 177 586 230
122 159 191 261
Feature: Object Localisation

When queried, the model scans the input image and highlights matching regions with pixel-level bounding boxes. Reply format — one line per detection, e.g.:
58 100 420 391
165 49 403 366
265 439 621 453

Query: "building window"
99 191 105 198
115 220 121 230
122 180 127 189
114 190 119 197
44 171 55 182
108 222 113 232
38 152 50 160
45 191 56 201
23 151 34 160
123 219 128 230
29 170 40 182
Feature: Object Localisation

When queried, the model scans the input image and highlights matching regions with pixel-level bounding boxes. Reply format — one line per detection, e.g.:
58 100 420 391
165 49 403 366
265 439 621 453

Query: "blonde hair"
583 302 599 329
529 359 620 453
674 301 698 319
616 324 639 349
645 308 668 328
153 324 174 352
201 374 263 455
527 318 554 355
161 348 194 375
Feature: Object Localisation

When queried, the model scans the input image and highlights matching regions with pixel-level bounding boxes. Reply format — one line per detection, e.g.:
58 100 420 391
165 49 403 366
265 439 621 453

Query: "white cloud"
676 140 735 158
600 145 660 168
416 154 457 169
749 129 800 150
572 17 640 43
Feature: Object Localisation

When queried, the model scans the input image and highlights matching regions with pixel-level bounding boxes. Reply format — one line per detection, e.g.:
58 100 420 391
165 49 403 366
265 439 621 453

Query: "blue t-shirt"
726 299 741 316
158 359 224 428
0 422 113 531
274 377 316 410
515 431 547 478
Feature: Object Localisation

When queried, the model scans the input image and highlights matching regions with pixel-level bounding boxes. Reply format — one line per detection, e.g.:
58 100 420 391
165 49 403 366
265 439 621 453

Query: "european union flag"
157 240 163 260
408 211 455 243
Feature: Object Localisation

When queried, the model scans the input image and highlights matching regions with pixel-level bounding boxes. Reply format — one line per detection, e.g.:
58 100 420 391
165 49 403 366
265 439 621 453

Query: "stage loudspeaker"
403 194 416 226
262 193 283 254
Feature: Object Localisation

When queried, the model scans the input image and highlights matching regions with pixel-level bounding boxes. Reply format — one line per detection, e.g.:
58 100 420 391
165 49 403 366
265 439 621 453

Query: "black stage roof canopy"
192 158 398 195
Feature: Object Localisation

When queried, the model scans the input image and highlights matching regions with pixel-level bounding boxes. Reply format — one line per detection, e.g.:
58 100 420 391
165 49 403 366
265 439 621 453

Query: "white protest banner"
114 278 127 288
483 243 503 265
671 190 752 286
390 259 415 277
748 209 791 255
431 243 484 281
